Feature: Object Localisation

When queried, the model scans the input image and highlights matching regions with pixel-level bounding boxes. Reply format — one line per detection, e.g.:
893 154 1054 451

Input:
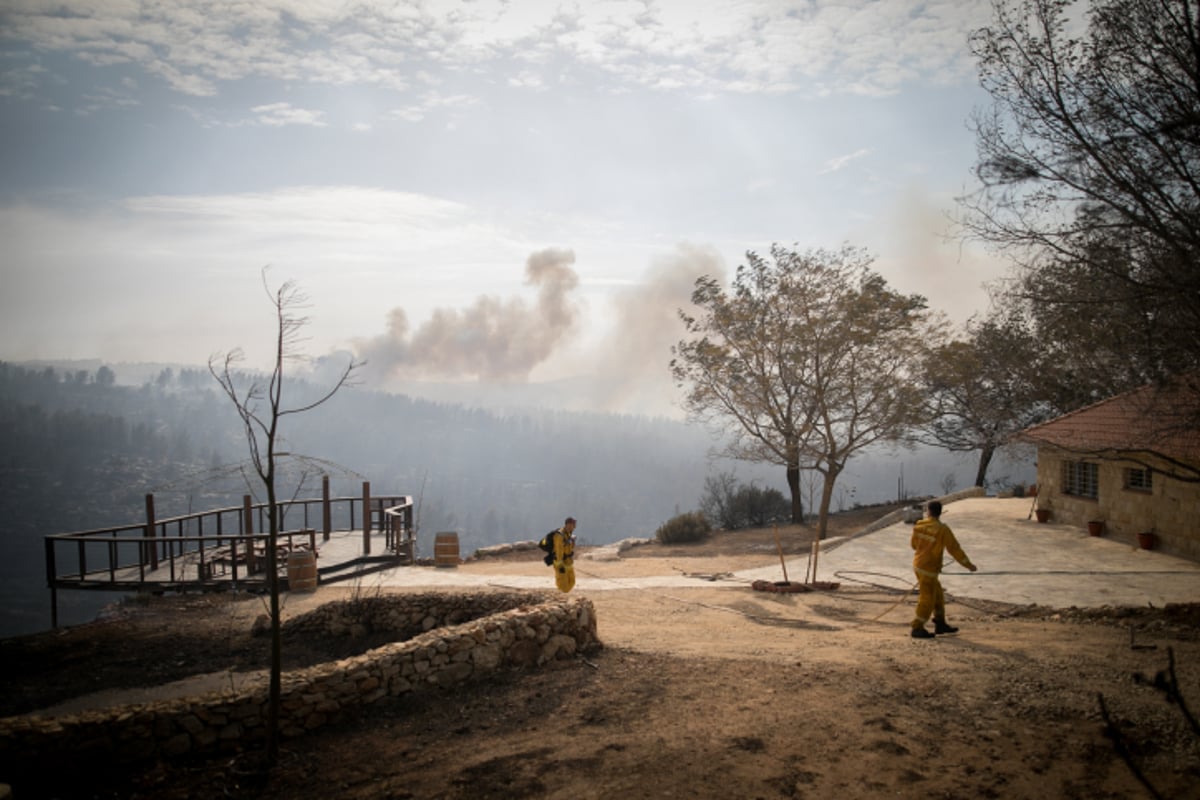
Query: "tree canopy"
963 0 1200 402
672 244 942 538
918 307 1047 487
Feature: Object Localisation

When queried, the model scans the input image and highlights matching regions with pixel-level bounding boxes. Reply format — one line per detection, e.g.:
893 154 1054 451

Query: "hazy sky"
0 0 1010 416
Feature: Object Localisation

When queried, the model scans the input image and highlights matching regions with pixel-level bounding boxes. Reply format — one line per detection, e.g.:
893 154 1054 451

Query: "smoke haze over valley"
0 0 1038 635
0 358 1032 637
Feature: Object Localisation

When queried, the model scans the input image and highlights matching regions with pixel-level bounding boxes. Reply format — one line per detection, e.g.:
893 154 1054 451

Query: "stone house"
1019 382 1200 562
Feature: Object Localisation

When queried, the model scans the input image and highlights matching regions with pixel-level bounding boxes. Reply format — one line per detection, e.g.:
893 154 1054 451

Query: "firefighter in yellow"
910 500 977 639
552 516 577 593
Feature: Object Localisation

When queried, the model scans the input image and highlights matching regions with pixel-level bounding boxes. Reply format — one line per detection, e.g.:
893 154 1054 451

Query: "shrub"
700 471 790 530
731 484 791 527
699 471 739 529
656 511 711 545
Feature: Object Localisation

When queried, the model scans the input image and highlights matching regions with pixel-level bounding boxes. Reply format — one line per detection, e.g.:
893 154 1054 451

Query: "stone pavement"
335 497 1200 610
742 496 1200 609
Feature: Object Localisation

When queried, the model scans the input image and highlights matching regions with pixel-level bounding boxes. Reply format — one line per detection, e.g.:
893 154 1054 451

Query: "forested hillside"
0 361 744 542
0 361 773 634
0 360 1020 635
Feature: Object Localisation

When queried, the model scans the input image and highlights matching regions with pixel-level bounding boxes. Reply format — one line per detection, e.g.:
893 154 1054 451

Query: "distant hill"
0 359 1031 636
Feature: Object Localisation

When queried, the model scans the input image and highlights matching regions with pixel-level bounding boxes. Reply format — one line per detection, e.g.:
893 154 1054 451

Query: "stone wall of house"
0 591 597 773
1035 449 1200 561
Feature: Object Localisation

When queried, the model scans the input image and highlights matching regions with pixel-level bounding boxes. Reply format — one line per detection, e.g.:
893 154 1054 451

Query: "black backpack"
537 529 560 566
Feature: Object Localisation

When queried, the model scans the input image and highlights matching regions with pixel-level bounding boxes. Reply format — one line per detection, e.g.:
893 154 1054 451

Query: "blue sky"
0 0 1009 416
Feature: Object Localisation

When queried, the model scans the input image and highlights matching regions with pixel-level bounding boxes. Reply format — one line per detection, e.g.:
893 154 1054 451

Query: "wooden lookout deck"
44 481 416 627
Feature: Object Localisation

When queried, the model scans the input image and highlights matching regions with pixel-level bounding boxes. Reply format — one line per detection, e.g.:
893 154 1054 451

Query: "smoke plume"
585 243 726 414
356 248 579 382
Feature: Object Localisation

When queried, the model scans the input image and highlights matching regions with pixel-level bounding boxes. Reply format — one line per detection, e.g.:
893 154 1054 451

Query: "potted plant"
1087 520 1104 536
1136 530 1155 550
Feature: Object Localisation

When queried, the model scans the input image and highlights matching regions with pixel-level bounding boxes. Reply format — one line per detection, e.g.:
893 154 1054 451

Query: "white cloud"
507 70 545 90
0 186 552 368
0 183 749 375
0 59 49 99
386 91 479 123
3 0 993 108
75 78 141 114
820 148 872 175
250 101 326 126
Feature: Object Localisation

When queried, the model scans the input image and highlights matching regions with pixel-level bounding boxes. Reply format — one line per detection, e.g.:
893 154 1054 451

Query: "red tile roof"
1019 380 1200 463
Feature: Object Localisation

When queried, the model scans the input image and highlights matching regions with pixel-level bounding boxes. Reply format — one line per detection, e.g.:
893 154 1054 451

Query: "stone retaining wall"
0 590 597 773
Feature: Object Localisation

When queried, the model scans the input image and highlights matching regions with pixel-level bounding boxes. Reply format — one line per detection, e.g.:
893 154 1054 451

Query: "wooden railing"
44 479 415 627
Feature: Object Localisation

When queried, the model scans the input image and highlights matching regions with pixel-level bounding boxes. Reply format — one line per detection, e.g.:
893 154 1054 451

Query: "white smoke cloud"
354 248 580 383
583 243 728 415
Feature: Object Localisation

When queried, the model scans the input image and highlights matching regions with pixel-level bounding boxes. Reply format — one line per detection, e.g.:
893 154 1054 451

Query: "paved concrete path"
338 497 1200 610
743 496 1200 609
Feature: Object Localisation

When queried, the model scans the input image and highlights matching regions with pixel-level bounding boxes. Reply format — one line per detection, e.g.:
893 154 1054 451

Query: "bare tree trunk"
974 444 995 488
265 480 281 765
815 465 842 540
209 270 359 770
786 462 803 524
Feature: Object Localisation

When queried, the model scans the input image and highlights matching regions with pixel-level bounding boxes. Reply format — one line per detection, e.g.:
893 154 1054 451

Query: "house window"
1124 466 1153 493
1063 461 1099 499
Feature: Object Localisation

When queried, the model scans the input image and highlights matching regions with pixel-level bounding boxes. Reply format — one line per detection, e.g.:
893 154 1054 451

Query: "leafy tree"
962 0 1200 399
672 244 942 539
919 306 1047 486
209 270 358 767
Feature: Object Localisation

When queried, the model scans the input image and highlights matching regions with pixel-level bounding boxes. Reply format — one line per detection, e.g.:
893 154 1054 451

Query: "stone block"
433 662 473 686
162 733 192 756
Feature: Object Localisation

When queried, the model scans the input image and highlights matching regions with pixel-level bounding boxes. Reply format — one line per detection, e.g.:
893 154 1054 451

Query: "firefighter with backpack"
539 516 577 593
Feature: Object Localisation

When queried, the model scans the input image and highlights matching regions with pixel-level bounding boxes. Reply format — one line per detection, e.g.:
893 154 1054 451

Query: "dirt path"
252 581 1200 800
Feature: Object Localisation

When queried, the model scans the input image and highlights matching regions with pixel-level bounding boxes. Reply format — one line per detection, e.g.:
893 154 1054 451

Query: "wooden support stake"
773 524 789 583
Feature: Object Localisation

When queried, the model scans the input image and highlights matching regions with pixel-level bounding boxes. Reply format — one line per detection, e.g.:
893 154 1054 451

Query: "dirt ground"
3 510 1199 799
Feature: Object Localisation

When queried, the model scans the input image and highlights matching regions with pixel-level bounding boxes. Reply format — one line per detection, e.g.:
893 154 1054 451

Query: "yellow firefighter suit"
553 521 577 594
911 516 975 631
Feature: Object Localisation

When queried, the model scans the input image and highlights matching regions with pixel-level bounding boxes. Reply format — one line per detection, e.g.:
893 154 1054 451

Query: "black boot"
911 627 934 639
934 620 959 635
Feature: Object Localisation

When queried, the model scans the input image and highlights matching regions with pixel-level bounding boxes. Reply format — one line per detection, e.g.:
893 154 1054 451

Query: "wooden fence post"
322 475 331 542
405 502 415 559
144 493 158 570
362 481 372 555
46 537 58 629
243 495 256 574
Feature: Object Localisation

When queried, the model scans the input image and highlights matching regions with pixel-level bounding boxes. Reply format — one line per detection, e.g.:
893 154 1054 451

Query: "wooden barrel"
287 549 318 592
434 532 460 568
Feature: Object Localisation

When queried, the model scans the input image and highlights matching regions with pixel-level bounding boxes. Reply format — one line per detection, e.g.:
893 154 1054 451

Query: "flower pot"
1087 520 1104 537
1036 508 1050 523
1136 531 1155 550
